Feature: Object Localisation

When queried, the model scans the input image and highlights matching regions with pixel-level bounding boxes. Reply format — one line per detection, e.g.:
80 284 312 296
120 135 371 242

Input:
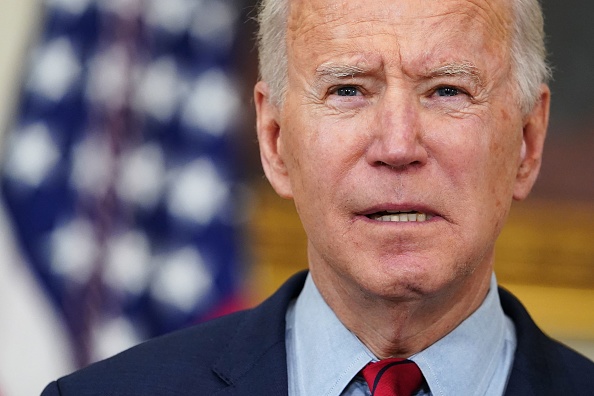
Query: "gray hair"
256 0 290 108
511 0 552 114
257 0 551 114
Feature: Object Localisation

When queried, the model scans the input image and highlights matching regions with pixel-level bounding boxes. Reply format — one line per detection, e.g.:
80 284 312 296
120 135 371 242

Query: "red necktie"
361 358 424 396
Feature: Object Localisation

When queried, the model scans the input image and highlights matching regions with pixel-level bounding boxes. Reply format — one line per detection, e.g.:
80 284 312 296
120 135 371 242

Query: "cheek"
440 112 519 182
287 113 368 186
426 117 489 185
280 116 334 208
465 119 522 232
428 114 519 228
485 116 523 194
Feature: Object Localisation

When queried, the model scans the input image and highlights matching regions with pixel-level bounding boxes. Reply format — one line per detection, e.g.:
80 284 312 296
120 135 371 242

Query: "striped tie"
361 358 424 396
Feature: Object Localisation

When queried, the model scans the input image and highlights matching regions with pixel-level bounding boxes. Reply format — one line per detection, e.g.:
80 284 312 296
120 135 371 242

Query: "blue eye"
436 87 459 97
336 86 359 96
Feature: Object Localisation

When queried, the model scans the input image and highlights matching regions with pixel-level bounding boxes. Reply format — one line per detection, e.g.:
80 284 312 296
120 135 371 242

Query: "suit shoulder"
114 308 253 364
49 309 253 395
44 271 308 395
555 340 594 377
499 286 594 393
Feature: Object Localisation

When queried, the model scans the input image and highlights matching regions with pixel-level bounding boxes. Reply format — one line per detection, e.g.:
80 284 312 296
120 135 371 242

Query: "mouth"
365 210 435 223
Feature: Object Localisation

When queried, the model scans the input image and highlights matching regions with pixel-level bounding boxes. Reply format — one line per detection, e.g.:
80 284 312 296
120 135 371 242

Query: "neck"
310 263 493 359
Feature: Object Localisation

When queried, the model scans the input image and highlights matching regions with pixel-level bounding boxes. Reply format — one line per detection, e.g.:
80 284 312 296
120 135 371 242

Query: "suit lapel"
211 272 308 396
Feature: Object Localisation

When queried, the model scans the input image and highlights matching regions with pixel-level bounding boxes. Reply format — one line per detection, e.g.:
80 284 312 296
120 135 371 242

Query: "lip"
359 203 439 217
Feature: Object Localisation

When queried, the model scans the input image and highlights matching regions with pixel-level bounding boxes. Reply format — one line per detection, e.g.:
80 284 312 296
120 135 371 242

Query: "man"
42 0 594 395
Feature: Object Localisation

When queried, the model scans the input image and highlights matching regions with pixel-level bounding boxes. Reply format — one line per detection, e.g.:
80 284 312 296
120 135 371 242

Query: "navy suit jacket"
42 271 594 395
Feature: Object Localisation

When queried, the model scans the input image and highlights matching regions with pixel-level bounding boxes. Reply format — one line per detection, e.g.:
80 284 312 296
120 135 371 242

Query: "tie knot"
361 358 424 396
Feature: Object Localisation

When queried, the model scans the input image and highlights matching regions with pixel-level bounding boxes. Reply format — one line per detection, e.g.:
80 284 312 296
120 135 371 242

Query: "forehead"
287 0 513 71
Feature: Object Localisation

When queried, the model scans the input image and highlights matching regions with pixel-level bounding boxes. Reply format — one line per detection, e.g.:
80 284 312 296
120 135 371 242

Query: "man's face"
256 0 549 299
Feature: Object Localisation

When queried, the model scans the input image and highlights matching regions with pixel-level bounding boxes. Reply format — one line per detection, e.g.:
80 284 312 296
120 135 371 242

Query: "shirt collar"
410 275 510 396
286 273 375 396
288 273 510 396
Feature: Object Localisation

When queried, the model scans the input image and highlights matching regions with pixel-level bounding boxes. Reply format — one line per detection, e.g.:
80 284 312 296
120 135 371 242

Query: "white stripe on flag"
0 202 75 396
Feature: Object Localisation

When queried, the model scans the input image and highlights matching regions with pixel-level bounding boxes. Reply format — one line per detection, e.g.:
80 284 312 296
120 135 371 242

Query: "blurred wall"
0 0 39 138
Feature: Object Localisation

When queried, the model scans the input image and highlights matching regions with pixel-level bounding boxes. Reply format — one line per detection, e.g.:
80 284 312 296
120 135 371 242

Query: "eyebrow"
311 62 374 94
428 62 483 86
315 63 369 79
312 60 484 88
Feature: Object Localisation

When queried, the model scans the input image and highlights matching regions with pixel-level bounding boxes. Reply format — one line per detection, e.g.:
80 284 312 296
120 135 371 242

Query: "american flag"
0 0 248 393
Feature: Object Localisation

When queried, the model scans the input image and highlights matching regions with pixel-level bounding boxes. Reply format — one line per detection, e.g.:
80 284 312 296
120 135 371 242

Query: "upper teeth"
371 212 432 222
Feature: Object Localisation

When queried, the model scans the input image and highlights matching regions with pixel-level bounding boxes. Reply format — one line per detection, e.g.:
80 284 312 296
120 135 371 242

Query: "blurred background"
0 0 592 394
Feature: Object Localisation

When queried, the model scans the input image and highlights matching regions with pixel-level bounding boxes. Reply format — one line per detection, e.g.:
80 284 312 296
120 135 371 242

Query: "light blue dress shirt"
285 273 517 396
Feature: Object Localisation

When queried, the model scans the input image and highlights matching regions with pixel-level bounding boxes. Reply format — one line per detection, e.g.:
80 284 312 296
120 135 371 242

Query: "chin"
358 257 473 299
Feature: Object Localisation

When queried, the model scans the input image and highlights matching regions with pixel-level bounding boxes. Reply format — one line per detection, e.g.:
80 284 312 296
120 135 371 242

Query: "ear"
513 84 551 201
254 81 294 199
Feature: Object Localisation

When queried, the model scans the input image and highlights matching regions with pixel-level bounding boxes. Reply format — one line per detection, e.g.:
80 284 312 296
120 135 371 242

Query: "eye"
335 86 360 97
422 83 474 111
435 86 460 97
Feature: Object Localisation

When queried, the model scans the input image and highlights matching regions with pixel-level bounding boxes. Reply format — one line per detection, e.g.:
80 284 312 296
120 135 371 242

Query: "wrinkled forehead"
287 0 513 54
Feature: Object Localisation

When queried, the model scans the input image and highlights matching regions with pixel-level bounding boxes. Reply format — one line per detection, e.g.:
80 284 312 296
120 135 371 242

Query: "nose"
365 92 428 169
